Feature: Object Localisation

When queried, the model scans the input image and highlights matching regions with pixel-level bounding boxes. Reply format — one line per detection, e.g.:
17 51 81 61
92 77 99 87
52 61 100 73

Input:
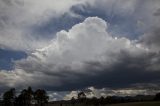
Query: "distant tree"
15 87 33 106
71 97 75 100
91 97 99 106
3 88 16 106
34 89 49 106
154 93 160 101
26 87 34 105
78 92 86 100
105 96 113 104
15 95 22 106
99 96 105 105
71 97 76 105
78 91 86 103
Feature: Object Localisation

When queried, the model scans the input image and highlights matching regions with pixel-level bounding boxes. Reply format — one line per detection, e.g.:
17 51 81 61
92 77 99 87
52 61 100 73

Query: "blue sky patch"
30 13 84 39
0 49 27 70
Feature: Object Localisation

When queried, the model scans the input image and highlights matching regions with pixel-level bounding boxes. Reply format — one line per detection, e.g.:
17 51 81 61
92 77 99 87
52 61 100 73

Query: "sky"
0 0 160 101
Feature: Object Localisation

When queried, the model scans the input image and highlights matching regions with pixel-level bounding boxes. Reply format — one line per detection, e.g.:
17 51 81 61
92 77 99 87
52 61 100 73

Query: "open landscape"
107 102 160 106
101 102 160 106
46 102 160 106
1 87 160 106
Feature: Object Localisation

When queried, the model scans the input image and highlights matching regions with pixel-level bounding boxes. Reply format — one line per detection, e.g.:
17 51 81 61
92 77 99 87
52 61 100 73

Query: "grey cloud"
154 8 160 16
1 17 158 91
0 0 89 51
140 28 160 52
70 0 160 39
1 0 160 95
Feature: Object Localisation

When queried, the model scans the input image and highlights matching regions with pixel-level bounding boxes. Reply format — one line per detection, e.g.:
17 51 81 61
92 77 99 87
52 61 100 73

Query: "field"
46 101 160 106
107 101 160 106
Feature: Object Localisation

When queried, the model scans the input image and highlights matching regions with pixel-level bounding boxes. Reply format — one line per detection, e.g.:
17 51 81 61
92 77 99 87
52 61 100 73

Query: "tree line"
1 88 160 106
68 91 160 106
1 87 48 106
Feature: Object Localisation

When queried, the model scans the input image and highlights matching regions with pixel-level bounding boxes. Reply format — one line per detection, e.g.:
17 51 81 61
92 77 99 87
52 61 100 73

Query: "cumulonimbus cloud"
1 17 156 91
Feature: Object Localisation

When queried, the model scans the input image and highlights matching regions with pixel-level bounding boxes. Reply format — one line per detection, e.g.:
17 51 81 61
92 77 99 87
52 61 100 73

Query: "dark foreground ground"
1 101 160 106
107 101 160 106
45 101 160 106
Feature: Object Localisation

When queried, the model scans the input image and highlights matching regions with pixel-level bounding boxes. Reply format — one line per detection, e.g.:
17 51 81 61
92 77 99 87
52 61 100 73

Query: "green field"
107 101 160 106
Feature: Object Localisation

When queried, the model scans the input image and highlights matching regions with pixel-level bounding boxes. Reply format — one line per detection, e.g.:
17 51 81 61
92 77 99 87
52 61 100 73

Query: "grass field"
107 101 160 106
46 101 160 106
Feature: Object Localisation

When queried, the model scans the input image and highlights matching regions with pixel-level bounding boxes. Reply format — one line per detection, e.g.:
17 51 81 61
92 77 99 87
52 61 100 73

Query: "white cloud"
64 91 79 100
0 0 159 51
32 17 147 72
0 17 149 89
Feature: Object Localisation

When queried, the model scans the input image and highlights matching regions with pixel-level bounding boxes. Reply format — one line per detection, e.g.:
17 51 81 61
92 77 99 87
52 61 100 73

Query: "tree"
34 89 49 106
15 94 23 106
26 87 34 105
91 97 99 106
16 87 33 106
71 97 76 105
154 93 160 101
78 92 86 100
3 88 16 106
78 91 86 103
99 96 105 105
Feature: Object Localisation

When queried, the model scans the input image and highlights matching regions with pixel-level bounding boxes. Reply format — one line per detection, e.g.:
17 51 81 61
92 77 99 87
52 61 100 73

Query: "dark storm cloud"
140 28 160 51
154 8 160 16
13 38 160 92
1 15 160 92
1 0 160 96
44 51 160 91
140 7 160 52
